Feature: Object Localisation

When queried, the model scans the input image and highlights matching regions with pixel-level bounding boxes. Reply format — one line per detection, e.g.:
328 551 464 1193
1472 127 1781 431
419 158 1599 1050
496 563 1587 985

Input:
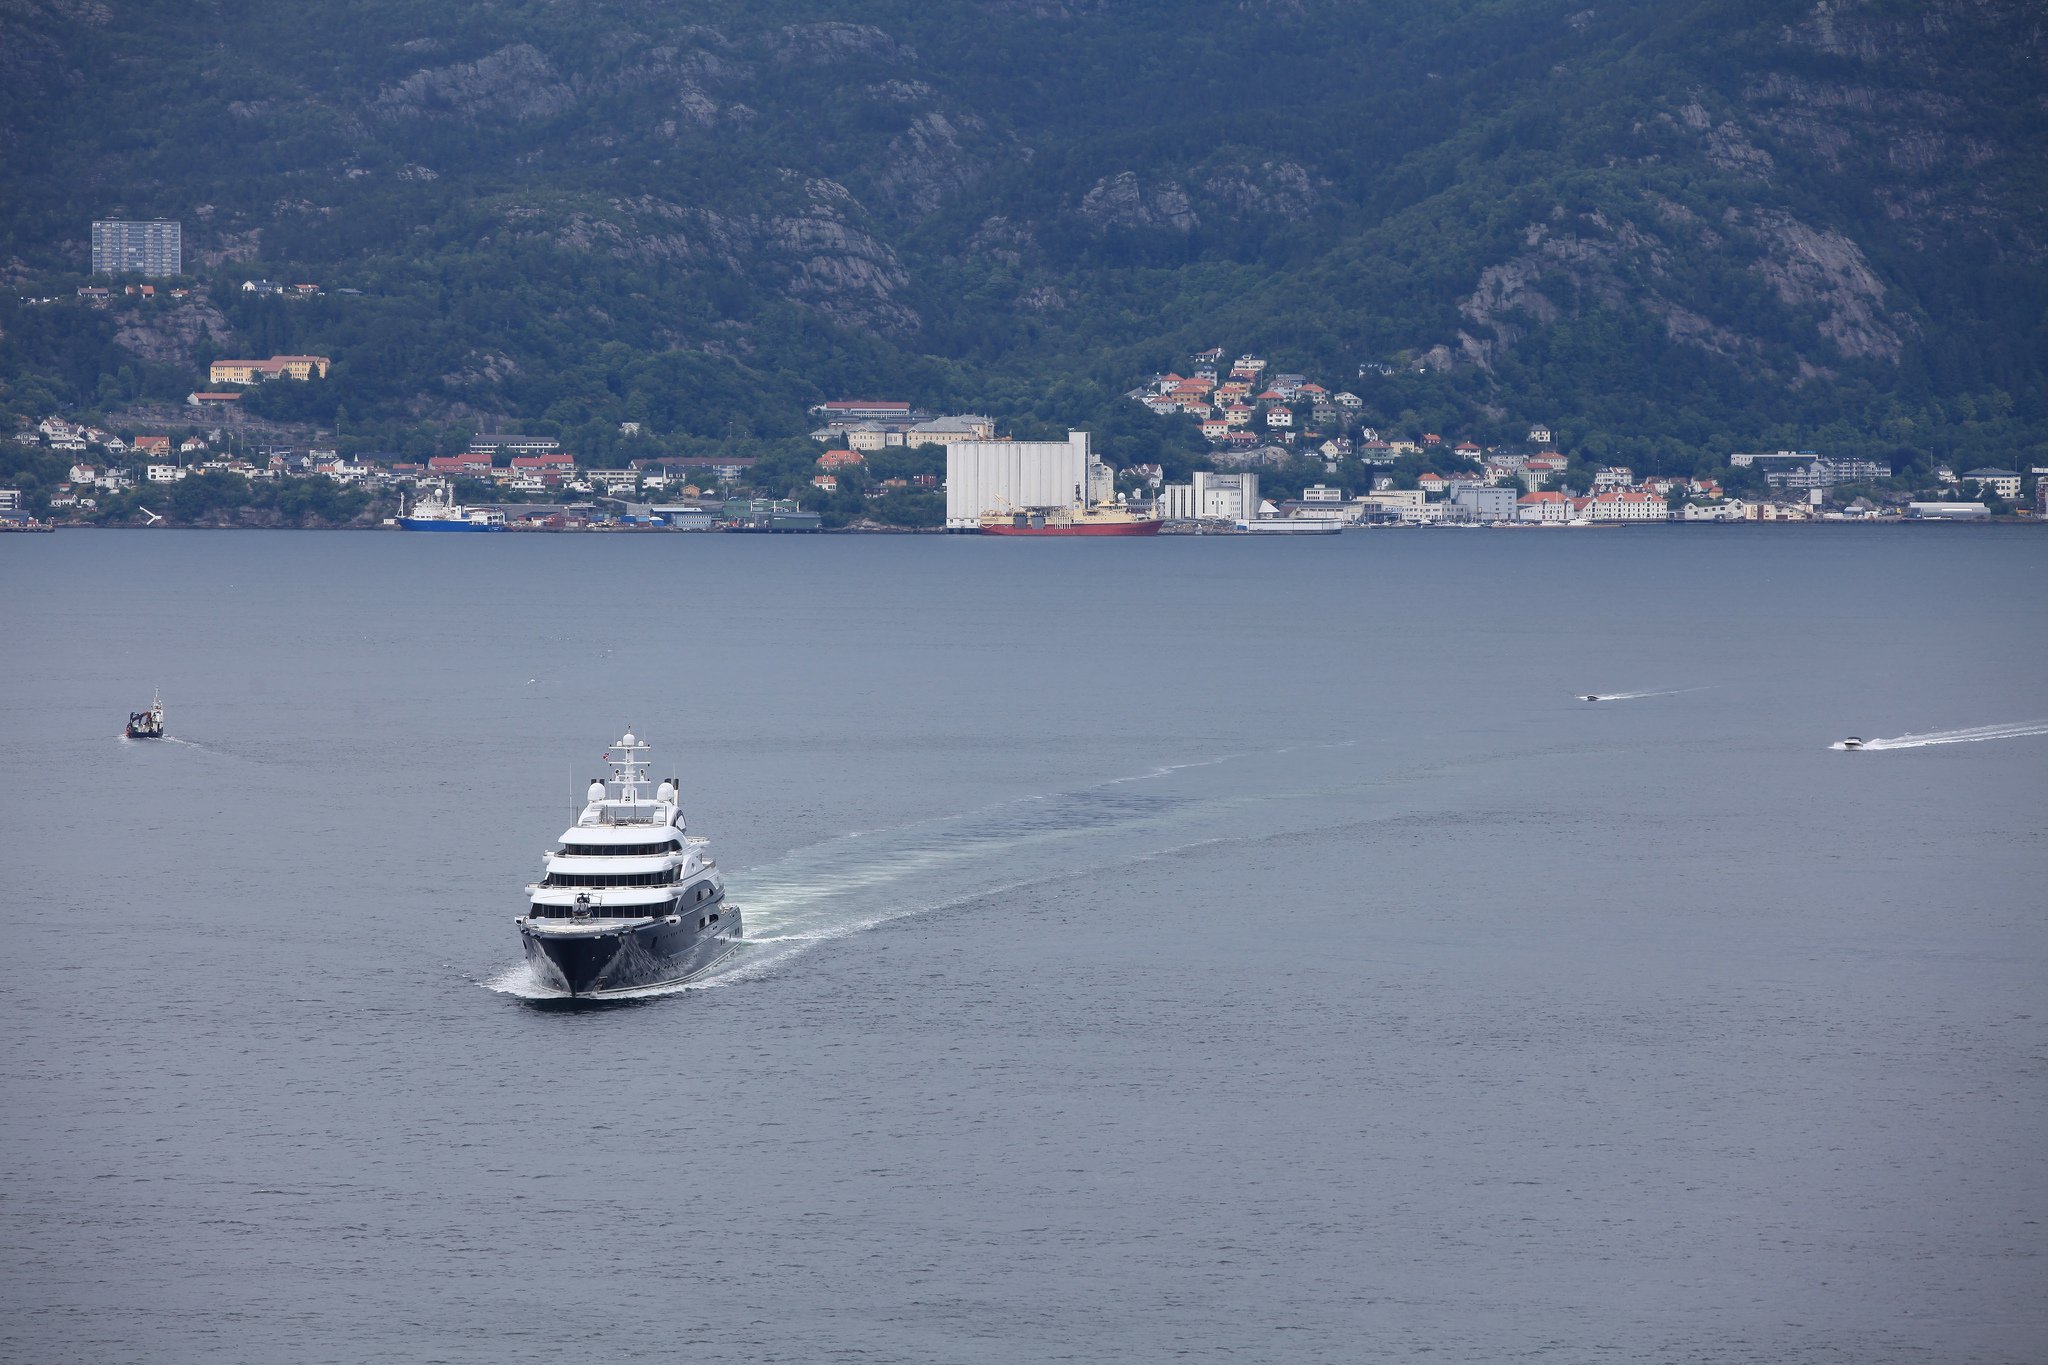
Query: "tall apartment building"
91 220 182 277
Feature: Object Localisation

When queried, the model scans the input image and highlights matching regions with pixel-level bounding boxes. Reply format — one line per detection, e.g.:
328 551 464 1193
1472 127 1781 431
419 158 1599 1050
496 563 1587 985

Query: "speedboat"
1841 736 1865 750
1580 694 1602 702
517 730 741 997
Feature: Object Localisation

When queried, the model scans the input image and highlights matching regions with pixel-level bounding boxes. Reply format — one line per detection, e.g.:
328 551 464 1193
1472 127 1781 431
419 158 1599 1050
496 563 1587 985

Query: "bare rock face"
874 111 989 217
1452 199 1909 374
966 215 1036 267
773 22 911 67
375 44 576 123
978 0 1109 14
1738 208 1906 362
530 180 919 336
1077 171 1199 233
114 299 234 367
442 351 522 388
868 78 933 104
190 227 263 268
1201 159 1320 220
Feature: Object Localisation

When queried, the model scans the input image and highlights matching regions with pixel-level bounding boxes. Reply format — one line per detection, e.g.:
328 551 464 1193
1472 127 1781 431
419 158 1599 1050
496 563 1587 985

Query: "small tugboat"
517 730 741 998
125 691 165 739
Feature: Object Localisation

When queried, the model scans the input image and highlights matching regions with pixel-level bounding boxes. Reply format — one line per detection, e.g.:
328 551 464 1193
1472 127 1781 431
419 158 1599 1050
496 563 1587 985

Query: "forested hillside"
3 0 2044 473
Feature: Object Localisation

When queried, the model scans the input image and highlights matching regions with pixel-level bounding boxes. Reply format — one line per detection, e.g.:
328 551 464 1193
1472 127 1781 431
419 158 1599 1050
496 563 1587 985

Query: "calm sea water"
2 527 2044 1363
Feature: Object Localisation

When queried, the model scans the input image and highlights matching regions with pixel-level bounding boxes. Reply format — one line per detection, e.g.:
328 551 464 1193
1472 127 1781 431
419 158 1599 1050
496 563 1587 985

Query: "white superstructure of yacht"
516 731 739 996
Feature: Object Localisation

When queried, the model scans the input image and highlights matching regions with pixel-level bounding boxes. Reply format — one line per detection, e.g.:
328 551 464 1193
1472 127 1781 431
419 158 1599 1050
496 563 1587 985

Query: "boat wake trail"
1580 687 1708 703
482 742 1368 999
1829 721 2048 752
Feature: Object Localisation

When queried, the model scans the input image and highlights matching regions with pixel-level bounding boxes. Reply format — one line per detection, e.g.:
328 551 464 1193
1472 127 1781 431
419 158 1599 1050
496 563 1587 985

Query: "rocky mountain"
1 0 2043 469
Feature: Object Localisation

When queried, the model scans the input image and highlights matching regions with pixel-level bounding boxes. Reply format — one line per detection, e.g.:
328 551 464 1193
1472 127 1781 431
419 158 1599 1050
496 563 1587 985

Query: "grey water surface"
2 526 2043 1363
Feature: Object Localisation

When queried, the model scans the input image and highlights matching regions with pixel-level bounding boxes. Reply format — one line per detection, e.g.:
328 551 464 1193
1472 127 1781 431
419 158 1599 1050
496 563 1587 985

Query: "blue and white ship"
398 482 506 532
517 731 742 997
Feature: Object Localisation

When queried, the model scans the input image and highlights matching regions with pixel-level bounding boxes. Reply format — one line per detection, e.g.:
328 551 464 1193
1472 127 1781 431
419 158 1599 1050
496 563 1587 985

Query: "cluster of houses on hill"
1123 347 2043 524
1131 349 1481 457
1132 349 1581 476
6 420 778 521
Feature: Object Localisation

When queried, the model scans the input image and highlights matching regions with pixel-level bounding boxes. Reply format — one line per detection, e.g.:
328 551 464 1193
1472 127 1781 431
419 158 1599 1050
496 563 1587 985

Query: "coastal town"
3 278 2042 531
1117 349 2042 528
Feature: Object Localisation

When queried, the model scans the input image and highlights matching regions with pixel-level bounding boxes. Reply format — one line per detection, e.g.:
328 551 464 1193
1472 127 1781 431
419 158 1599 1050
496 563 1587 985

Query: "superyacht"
517 730 740 997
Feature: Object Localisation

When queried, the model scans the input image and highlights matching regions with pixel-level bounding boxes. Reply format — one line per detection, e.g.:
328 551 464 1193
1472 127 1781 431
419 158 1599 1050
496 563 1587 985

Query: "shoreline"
17 518 2042 534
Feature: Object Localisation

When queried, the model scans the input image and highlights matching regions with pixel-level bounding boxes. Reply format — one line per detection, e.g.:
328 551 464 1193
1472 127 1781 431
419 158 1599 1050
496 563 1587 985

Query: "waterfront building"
1765 456 1892 490
1451 486 1517 522
1587 489 1669 521
944 431 1093 530
1156 470 1260 522
1961 468 2021 499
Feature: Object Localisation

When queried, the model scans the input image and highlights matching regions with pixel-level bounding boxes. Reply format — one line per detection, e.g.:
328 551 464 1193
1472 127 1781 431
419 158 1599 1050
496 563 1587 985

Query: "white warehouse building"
1158 470 1260 522
945 430 1093 530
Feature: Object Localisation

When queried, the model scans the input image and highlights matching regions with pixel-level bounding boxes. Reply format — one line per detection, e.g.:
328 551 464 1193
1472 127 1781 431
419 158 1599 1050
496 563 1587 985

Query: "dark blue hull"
398 518 505 532
520 895 741 997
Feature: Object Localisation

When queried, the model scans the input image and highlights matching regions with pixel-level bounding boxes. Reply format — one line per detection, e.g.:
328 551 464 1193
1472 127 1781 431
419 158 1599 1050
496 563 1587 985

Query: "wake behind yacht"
517 731 740 997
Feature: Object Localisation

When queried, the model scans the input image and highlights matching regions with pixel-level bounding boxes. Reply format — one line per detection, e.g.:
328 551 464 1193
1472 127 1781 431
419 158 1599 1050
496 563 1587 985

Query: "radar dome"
586 780 606 803
656 781 676 802
622 731 637 745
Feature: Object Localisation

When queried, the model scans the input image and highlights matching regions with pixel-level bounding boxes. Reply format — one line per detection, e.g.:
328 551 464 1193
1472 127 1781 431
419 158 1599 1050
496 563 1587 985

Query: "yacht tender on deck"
517 731 740 997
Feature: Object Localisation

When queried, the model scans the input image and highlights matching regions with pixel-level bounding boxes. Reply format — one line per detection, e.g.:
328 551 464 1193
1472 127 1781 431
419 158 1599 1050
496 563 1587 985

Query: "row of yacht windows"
559 841 681 857
543 869 683 888
527 884 719 919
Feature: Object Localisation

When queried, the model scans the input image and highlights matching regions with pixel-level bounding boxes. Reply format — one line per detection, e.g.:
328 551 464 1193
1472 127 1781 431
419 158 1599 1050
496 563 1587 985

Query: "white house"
1681 499 1746 522
1517 491 1571 523
1962 468 2021 499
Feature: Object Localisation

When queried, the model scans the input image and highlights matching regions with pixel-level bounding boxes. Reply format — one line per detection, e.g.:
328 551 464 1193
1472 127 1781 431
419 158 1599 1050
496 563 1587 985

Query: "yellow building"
208 354 332 385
